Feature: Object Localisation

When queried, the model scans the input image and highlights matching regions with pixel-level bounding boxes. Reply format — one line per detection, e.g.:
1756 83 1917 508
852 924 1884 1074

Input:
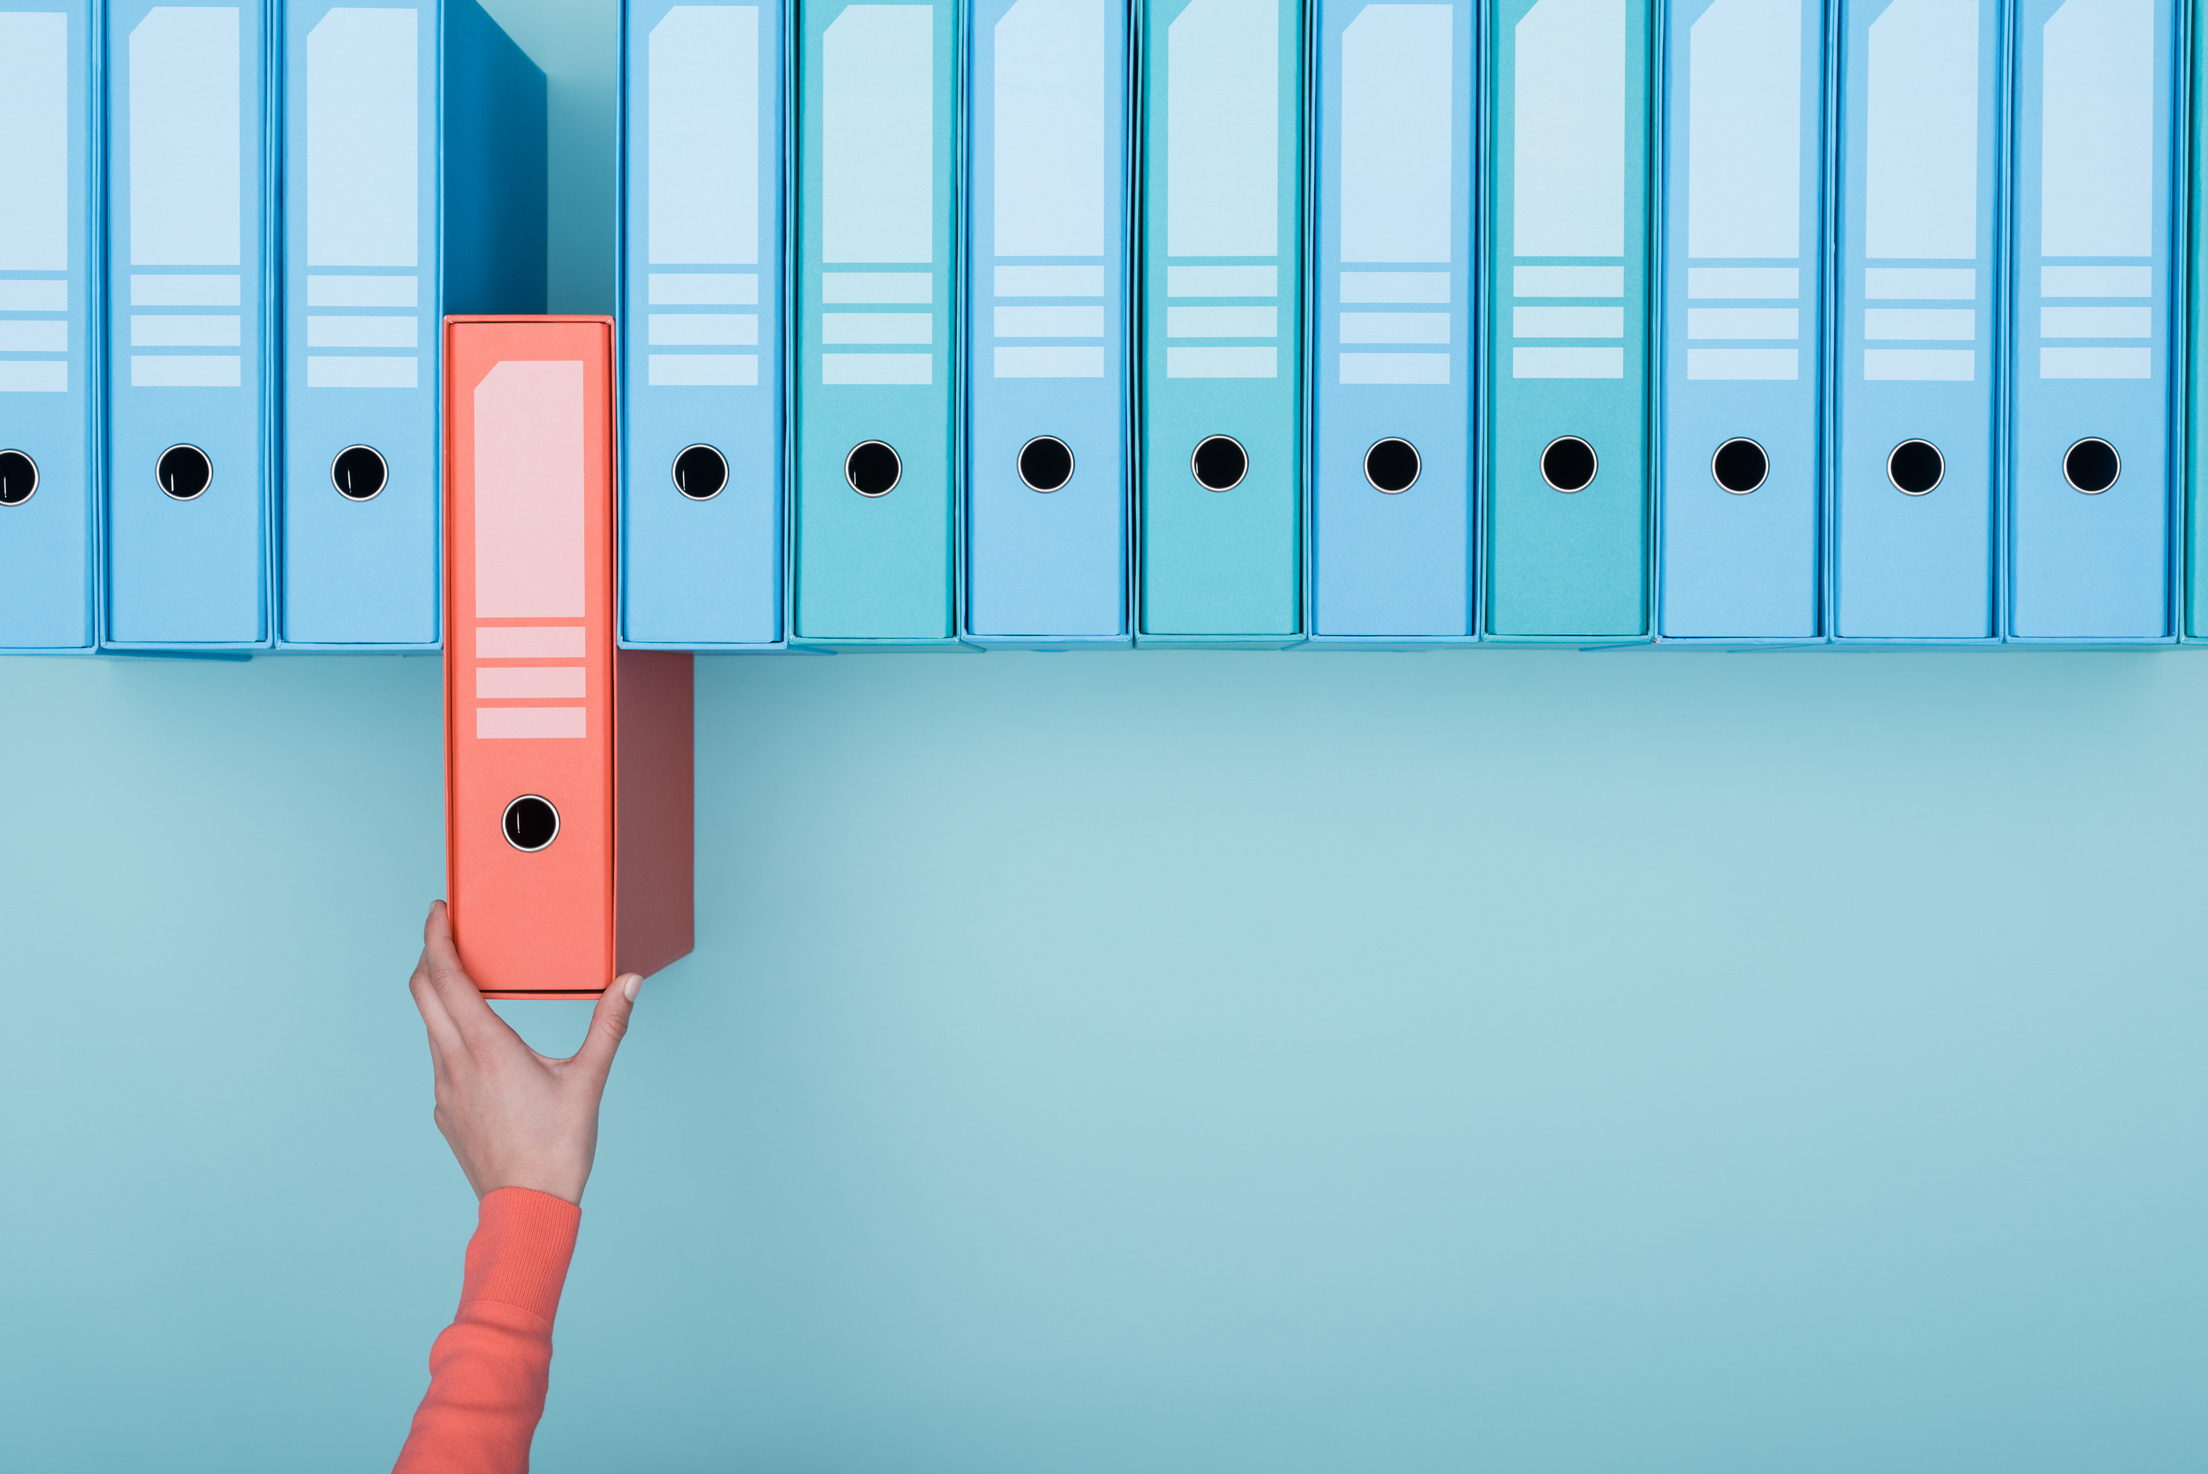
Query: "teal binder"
1135 0 1306 646
1483 0 1652 641
793 0 963 646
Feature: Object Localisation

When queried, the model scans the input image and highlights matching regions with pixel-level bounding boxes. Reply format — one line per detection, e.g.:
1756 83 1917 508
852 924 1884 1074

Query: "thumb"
573 972 643 1083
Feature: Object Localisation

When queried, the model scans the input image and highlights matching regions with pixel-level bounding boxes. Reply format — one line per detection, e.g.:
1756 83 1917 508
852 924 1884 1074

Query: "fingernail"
622 974 641 1002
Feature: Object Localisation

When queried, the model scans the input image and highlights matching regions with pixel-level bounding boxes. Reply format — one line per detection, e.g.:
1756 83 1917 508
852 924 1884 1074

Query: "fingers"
409 949 466 1063
572 972 643 1086
420 901 500 1038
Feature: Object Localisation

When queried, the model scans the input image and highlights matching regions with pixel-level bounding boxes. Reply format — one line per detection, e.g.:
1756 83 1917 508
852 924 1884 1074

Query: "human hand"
407 901 642 1205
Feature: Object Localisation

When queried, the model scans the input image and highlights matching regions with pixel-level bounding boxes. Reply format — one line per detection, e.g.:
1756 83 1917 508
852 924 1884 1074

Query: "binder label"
820 3 934 385
647 4 762 389
128 6 244 389
302 6 418 390
1164 0 1280 379
990 0 1106 378
1337 3 1451 387
1510 0 1626 379
1862 0 1979 381
0 11 70 396
474 360 586 620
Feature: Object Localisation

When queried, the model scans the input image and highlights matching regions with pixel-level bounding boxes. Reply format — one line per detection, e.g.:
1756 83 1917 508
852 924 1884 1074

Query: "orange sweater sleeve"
392 1187 582 1474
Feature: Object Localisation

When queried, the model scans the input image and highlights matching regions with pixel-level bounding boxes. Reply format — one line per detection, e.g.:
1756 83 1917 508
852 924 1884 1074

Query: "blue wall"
5 1 2206 1465
5 650 2205 1470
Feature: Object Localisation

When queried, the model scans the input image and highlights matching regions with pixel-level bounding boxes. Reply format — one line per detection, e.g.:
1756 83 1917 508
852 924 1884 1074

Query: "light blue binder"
620 0 786 650
963 0 1132 647
1655 0 1825 641
278 0 544 651
1136 0 1305 646
1833 0 2000 641
2005 0 2176 642
1484 0 1653 643
0 0 99 654
792 0 964 647
104 0 272 650
1308 0 1474 644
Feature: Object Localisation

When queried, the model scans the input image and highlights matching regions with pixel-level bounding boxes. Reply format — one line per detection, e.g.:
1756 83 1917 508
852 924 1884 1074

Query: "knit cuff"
460 1187 583 1326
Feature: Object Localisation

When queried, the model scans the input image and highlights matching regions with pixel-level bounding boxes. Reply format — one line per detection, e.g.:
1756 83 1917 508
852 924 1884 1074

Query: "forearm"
393 1188 581 1474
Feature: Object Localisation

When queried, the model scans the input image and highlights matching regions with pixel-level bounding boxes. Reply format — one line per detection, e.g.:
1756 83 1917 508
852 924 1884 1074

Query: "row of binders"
4 0 2204 653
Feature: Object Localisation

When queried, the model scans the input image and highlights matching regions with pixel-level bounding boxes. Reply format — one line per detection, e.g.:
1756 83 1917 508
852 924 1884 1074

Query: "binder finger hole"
1017 436 1074 493
501 795 560 853
1886 439 1943 496
845 440 901 497
1711 437 1768 495
156 444 212 501
1191 435 1247 492
2063 437 2119 494
1363 438 1420 494
0 450 37 507
1539 436 1597 493
673 444 728 500
330 445 388 501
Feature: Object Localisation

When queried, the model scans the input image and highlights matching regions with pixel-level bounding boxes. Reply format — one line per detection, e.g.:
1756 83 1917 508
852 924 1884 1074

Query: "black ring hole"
331 445 388 501
1363 438 1420 493
1017 436 1074 493
1711 437 1768 495
1191 435 1247 492
2062 437 2119 494
1887 439 1943 496
846 440 901 497
501 795 560 852
157 444 212 501
1540 436 1597 493
673 444 728 500
0 449 37 507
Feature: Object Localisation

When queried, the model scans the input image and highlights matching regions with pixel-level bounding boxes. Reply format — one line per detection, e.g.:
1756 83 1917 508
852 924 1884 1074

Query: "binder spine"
103 0 275 649
961 0 1136 648
1482 0 1657 644
1305 0 1476 645
618 0 789 650
1653 0 1830 643
791 0 969 648
2003 0 2180 642
1134 0 1309 646
0 0 101 653
1831 0 2005 642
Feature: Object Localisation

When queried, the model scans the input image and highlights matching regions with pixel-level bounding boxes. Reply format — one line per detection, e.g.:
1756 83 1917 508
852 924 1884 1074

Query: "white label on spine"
650 6 758 265
1340 4 1452 264
2040 0 2151 258
1167 0 1277 257
994 0 1104 256
130 7 242 267
1866 0 1977 260
1513 0 1624 256
474 360 586 619
0 13 68 272
307 8 418 267
824 5 932 263
1688 0 1799 259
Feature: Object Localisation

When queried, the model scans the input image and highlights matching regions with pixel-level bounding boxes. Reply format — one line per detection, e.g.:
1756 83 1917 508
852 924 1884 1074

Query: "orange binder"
443 316 694 998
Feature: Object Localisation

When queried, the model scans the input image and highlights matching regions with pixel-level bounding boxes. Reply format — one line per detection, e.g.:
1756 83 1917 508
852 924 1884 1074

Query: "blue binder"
1833 0 2000 641
1136 0 1305 646
1655 0 1825 642
2005 0 2176 643
104 0 272 650
620 0 787 650
278 0 545 651
1484 0 1653 642
0 0 98 654
792 0 963 647
963 0 1132 647
1308 0 1474 644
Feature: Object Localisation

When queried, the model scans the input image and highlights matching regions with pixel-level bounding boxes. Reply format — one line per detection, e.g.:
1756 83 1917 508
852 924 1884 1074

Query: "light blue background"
5 4 2206 1468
